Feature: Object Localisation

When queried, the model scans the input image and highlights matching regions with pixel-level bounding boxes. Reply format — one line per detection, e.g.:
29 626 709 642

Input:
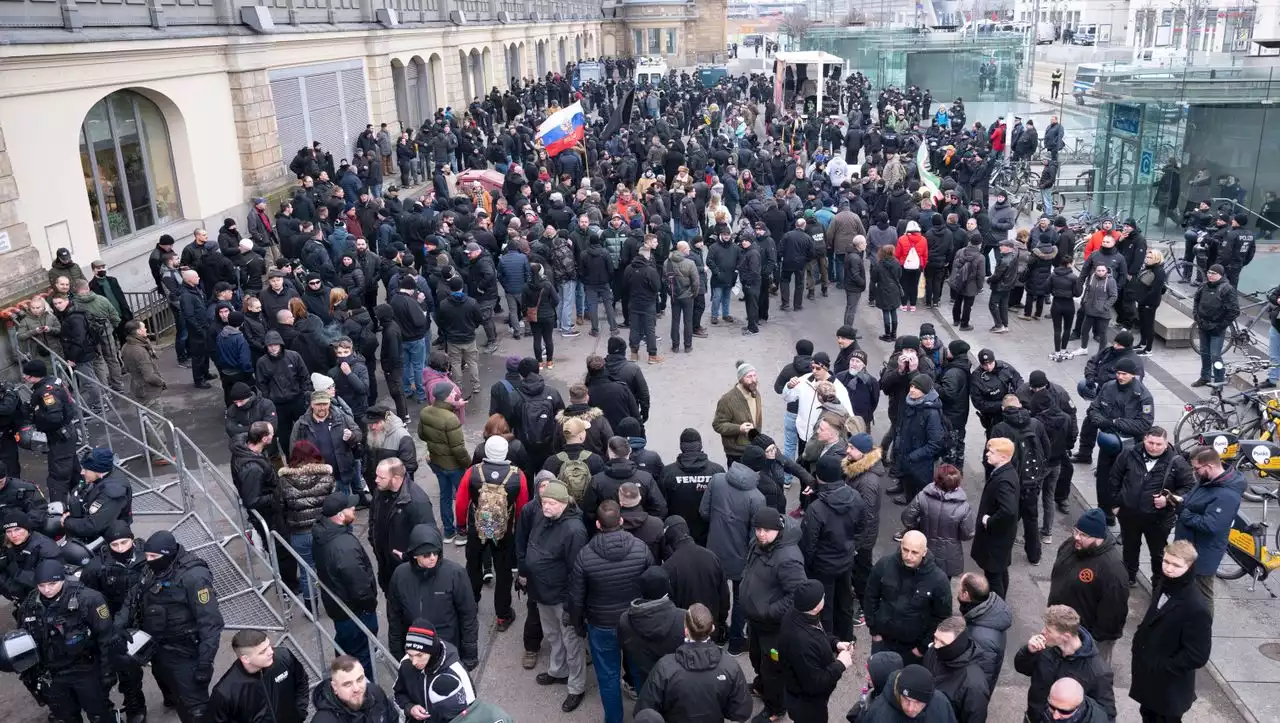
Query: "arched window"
79 90 180 246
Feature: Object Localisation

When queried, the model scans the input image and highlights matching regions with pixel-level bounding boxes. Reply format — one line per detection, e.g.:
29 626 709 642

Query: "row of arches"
390 30 597 130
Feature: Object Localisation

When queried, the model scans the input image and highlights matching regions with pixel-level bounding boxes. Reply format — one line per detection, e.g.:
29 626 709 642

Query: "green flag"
916 141 942 202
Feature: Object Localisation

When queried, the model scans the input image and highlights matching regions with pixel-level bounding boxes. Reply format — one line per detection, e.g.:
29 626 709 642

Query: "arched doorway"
468 48 485 99
426 54 443 117
575 34 582 61
458 49 472 106
516 41 525 82
79 89 181 246
481 47 494 95
391 58 409 128
558 37 566 72
536 40 547 76
603 32 616 57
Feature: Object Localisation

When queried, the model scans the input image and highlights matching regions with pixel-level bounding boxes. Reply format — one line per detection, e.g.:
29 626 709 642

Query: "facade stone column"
0 124 47 303
365 58 400 134
228 70 288 195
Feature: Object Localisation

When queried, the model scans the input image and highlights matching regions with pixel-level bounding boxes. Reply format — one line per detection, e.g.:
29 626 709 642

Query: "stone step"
1155 303 1194 347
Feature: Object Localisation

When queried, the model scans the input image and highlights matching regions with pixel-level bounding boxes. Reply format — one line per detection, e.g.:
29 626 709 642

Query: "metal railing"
123 290 176 338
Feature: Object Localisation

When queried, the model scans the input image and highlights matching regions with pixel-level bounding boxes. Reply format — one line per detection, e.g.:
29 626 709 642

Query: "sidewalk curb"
928 306 1261 723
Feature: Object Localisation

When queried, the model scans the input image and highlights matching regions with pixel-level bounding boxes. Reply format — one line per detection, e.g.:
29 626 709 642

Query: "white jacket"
782 372 853 439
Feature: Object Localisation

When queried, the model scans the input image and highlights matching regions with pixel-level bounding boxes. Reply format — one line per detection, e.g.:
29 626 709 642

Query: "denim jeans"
711 286 732 319
1199 330 1225 382
576 281 587 317
832 253 846 283
588 625 625 723
505 292 523 335
782 410 799 482
585 284 617 332
334 613 379 681
430 463 461 537
402 338 428 399
173 309 189 362
289 531 317 601
1271 326 1280 384
558 280 578 332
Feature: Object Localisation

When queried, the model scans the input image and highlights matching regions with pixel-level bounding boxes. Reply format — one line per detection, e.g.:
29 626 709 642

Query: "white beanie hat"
311 373 335 392
484 436 510 463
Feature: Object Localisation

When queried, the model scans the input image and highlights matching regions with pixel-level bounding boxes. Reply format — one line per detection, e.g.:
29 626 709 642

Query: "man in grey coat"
699 444 766 655
663 241 701 353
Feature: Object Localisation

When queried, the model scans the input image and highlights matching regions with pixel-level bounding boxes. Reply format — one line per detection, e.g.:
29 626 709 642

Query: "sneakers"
561 329 580 338
992 326 1010 334
454 534 468 547
854 613 866 627
443 534 457 545
629 352 640 362
1137 348 1154 357
727 640 748 656
483 571 495 584
1190 378 1209 388
742 328 759 335
1041 534 1053 545
959 324 974 331
723 315 736 323
648 355 665 364
1070 348 1090 358
693 328 709 338
545 360 555 369
908 305 917 312
710 317 720 325
1127 575 1138 588
622 680 638 700
495 615 516 632
536 672 568 685
1056 501 1071 515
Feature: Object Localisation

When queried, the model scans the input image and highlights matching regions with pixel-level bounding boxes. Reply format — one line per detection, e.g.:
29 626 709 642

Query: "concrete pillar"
0 124 54 301
365 59 400 135
228 70 288 195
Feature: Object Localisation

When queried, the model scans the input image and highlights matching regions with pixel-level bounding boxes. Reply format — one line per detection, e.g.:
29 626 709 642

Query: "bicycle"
1215 471 1280 591
1189 290 1272 356
992 158 1040 193
1172 357 1277 456
1160 240 1201 298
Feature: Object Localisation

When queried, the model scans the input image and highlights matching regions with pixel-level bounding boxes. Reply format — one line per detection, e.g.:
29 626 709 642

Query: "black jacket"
1083 346 1144 388
1129 575 1212 717
864 550 951 651
391 639 476 722
660 447 724 547
605 353 651 422
209 647 310 723
800 481 864 576
1086 379 1154 441
569 528 653 628
937 356 972 428
1109 446 1194 518
0 531 61 601
311 516 378 620
583 458 667 527
774 354 814 414
858 669 959 722
229 435 279 527
778 606 847 719
922 632 991 723
739 519 808 630
1013 628 1117 722
255 345 310 403
1046 536 1129 643
369 480 437 584
586 373 641 431
310 680 396 723
515 503 588 606
386 526 478 664
435 293 484 344
623 254 662 309
636 640 753 723
389 288 430 342
661 517 730 623
619 596 686 681
225 394 278 439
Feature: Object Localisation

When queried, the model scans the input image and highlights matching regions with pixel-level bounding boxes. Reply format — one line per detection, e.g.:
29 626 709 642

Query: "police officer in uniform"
17 559 118 723
0 511 61 602
62 448 131 544
21 360 78 504
131 530 224 723
0 376 24 478
0 471 49 532
1086 357 1155 528
80 521 155 723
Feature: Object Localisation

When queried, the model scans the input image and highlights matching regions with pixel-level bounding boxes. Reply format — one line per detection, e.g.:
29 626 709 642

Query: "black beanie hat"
897 664 936 703
910 373 934 395
679 428 701 445
948 339 970 358
608 336 627 355
105 520 134 543
638 567 671 600
752 506 783 531
144 531 178 556
35 559 65 584
741 444 767 472
21 360 47 378
794 579 825 612
230 382 254 402
837 325 857 341
816 455 844 483
931 214 945 227
2 510 30 532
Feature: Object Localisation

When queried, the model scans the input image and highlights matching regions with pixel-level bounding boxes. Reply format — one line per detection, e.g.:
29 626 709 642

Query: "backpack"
473 465 518 542
948 255 972 292
1013 425 1046 485
903 245 921 270
1035 405 1074 460
518 392 557 446
555 450 593 502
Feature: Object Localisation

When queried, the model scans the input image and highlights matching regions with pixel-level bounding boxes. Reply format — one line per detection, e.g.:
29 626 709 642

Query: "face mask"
147 554 172 573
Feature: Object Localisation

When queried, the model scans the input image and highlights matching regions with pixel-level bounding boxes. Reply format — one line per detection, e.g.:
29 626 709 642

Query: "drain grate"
1260 642 1280 662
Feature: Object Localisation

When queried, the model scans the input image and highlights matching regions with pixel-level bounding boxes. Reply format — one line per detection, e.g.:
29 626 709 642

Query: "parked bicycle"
1215 466 1280 591
1172 357 1277 456
1189 290 1272 356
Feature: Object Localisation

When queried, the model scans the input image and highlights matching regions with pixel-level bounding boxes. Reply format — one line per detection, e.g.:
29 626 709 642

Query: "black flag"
603 88 635 141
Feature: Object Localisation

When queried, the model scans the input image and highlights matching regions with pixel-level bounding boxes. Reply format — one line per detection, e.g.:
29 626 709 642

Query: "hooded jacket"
255 335 310 403
864 550 952 651
660 442 724 547
1175 468 1246 575
778 604 847 718
569 528 653 629
209 646 310 723
660 516 730 623
1047 537 1130 643
800 480 864 576
391 638 476 723
859 669 957 722
311 515 378 621
700 461 766 581
364 413 418 485
229 434 279 526
515 503 587 606
843 449 885 550
894 389 947 483
937 355 972 428
619 594 686 681
225 394 278 440
738 518 807 629
961 593 1013 691
310 677 396 723
386 525 478 663
636 639 753 723
902 483 975 578
1013 628 1117 722
552 405 613 456
774 354 814 414
369 477 437 584
923 631 991 723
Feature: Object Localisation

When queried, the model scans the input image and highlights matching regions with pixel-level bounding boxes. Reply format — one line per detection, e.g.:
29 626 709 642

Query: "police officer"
0 377 24 478
0 470 49 531
1220 213 1256 288
80 521 153 723
132 530 224 723
0 510 61 602
1085 357 1155 528
17 559 118 723
62 447 131 544
21 359 77 504
970 349 1023 435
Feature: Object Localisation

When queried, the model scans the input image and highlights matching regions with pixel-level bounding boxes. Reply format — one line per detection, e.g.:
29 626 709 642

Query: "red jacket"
894 232 929 271
990 123 1006 152
455 461 529 535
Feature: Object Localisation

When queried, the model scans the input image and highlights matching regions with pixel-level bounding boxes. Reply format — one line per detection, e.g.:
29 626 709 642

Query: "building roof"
773 50 846 66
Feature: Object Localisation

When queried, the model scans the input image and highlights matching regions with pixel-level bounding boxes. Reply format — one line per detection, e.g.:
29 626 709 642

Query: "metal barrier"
123 289 175 338
1211 197 1280 236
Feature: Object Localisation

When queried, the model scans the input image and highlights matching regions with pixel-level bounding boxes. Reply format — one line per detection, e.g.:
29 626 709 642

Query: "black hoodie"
386 525 478 663
311 515 378 621
800 481 865 576
583 458 667 528
660 441 725 546
374 304 402 374
774 353 814 414
210 647 310 723
310 678 395 723
619 592 686 683
635 639 753 723
661 516 730 624
922 630 992 723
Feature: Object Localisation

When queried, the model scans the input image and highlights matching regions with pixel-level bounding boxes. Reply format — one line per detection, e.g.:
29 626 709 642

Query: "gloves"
193 662 213 685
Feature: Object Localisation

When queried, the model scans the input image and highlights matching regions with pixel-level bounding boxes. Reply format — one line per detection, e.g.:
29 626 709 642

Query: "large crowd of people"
0 56 1251 723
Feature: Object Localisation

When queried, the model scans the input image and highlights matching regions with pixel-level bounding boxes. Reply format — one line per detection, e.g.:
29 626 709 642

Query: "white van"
1134 47 1185 67
1036 22 1056 44
635 57 667 87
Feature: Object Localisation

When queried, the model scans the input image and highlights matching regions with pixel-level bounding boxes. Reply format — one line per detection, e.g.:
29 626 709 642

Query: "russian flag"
536 101 586 157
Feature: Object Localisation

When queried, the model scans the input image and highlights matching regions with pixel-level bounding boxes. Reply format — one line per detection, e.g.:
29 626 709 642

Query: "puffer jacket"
843 449 885 551
1079 273 1118 319
902 483 975 578
699 462 766 581
618 593 686 681
635 640 753 723
963 592 1013 691
1026 242 1058 297
569 528 653 629
277 463 335 533
951 243 986 296
1049 265 1082 300
799 481 864 576
738 517 807 630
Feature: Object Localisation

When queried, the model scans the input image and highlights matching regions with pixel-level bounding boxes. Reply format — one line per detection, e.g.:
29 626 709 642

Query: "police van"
572 60 603 89
636 57 668 87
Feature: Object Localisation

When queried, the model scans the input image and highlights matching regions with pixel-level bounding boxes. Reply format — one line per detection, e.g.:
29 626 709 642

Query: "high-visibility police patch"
88 502 102 514
42 394 55 406
1142 404 1153 414
96 604 110 620
197 588 211 604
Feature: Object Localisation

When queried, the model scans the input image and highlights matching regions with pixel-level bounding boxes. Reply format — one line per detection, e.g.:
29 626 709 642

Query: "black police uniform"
17 579 118 723
27 375 78 503
0 381 24 478
132 547 224 723
63 473 132 543
1087 378 1155 525
80 538 152 719
0 477 49 532
0 528 61 602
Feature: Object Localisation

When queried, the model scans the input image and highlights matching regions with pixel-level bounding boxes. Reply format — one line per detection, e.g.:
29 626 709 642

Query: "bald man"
863 530 951 666
1047 677 1110 722
178 268 214 388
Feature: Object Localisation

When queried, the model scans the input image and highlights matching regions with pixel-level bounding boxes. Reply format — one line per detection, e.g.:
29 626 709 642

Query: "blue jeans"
711 286 732 319
832 253 846 283
1041 188 1055 214
173 309 189 362
430 464 461 537
1199 330 1225 383
334 612 379 681
289 531 316 601
401 337 427 399
576 281 586 317
1270 326 1280 383
585 284 617 332
783 410 799 482
558 280 578 332
729 579 747 647
588 625 625 723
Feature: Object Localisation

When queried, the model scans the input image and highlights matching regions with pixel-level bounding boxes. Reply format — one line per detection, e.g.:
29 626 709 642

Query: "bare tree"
782 8 816 44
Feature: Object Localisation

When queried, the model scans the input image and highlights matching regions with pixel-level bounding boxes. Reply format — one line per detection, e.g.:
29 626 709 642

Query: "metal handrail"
1211 197 1279 234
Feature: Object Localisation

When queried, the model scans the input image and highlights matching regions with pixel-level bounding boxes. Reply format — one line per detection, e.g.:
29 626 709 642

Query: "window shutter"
303 71 345 160
271 78 307 173
340 67 369 155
